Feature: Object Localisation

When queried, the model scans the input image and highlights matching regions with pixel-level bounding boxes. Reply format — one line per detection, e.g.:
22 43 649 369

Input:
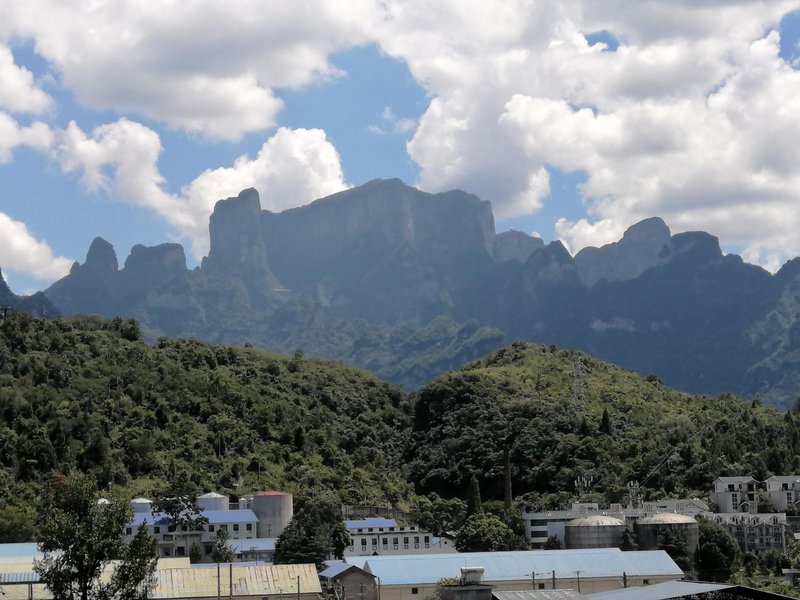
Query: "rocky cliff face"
574 217 672 287
0 268 58 317
28 179 800 405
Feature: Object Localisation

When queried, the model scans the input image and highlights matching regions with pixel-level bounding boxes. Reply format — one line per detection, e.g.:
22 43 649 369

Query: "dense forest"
406 342 800 508
0 314 412 540
2 314 799 542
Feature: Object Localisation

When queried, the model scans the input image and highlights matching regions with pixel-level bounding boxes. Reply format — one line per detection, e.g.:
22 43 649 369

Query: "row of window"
357 536 429 545
351 543 431 551
126 523 253 535
354 526 416 533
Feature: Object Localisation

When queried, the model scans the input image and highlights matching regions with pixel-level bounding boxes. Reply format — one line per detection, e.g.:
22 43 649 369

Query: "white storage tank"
251 491 293 538
565 514 625 549
197 491 229 512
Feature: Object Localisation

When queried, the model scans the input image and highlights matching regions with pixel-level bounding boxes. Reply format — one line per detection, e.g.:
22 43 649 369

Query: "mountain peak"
85 237 118 272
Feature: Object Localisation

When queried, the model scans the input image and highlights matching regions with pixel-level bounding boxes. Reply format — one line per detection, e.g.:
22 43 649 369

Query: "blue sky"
1 1 800 294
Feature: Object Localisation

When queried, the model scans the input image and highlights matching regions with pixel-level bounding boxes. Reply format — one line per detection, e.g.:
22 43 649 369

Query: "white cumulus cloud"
0 44 52 114
0 111 53 163
57 120 348 259
0 0 379 140
0 212 73 280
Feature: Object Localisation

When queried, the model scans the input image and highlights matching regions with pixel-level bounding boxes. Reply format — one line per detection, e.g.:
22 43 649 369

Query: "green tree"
0 503 36 542
658 529 691 572
415 494 467 536
465 475 482 518
33 474 157 600
696 517 741 581
543 535 562 550
211 528 234 563
273 517 328 568
455 513 527 552
189 541 204 564
599 408 612 434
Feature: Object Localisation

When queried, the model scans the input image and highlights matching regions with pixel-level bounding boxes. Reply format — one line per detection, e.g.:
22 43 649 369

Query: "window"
368 528 373 532
220 524 227 531
233 524 239 532
424 536 429 543
126 528 132 535
411 589 419 595
643 580 650 585
154 527 160 534
383 538 388 545
372 539 378 546
247 523 252 531
404 537 409 544
168 525 176 532
537 584 545 590
205 545 212 554
176 546 185 557
361 538 367 546
163 548 171 556
209 525 215 532
414 536 419 543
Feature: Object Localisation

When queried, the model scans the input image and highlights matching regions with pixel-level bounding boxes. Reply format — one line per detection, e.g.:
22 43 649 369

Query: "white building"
125 491 292 561
344 517 456 556
764 476 800 512
700 512 788 553
709 476 759 514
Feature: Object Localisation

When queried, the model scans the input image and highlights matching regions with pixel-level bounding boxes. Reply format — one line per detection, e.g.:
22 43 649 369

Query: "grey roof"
129 509 258 527
636 514 696 525
716 476 758 483
587 581 732 600
494 591 587 600
347 549 682 586
766 475 800 482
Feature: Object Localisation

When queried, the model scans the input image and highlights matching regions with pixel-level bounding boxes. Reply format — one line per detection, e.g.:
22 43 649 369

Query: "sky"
1 1 800 295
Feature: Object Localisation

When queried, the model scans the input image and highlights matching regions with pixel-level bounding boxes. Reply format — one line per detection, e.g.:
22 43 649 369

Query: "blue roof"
0 543 39 558
0 571 40 583
345 518 398 529
588 581 733 600
320 562 353 578
128 509 258 528
203 510 258 524
232 538 276 552
346 549 682 586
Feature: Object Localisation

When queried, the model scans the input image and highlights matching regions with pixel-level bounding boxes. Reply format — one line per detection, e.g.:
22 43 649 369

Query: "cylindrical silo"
635 513 699 559
130 497 153 513
565 515 625 549
251 491 293 538
197 491 229 512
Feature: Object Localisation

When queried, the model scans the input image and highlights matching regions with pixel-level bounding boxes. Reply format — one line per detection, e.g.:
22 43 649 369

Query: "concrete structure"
344 517 456 556
565 516 624 550
634 514 698 560
700 512 788 553
343 548 683 600
523 500 708 549
588 580 794 599
249 491 293 539
765 475 800 512
709 477 759 514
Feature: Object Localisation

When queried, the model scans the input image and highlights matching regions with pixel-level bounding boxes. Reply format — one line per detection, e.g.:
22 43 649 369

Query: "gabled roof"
347 549 682 586
715 476 758 483
231 538 276 552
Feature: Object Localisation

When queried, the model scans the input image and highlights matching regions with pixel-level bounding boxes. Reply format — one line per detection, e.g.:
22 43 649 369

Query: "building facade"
344 517 456 556
709 477 759 514
765 476 800 512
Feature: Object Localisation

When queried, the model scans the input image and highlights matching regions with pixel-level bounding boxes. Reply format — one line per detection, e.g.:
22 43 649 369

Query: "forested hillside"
0 314 413 539
405 342 800 508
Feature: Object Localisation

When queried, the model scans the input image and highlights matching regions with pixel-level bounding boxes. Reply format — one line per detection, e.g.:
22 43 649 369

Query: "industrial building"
344 517 456 556
341 548 683 600
125 491 293 561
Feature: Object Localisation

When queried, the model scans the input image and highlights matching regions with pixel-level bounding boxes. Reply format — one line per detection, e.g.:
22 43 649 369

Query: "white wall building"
700 512 788 553
344 518 456 556
709 476 759 514
764 476 800 512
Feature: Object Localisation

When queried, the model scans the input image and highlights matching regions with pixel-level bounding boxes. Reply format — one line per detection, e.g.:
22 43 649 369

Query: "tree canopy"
33 474 156 600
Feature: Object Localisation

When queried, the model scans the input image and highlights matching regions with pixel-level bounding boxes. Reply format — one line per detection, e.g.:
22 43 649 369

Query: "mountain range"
7 179 800 407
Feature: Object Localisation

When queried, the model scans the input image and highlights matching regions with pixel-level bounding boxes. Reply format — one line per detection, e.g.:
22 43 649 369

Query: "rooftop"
345 549 682 586
345 517 399 529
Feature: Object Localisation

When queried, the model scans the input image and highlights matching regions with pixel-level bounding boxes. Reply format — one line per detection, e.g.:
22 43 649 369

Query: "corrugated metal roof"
320 562 355 578
0 571 40 583
348 549 682 586
587 581 733 600
494 591 587 600
151 563 321 598
345 518 398 530
129 509 258 528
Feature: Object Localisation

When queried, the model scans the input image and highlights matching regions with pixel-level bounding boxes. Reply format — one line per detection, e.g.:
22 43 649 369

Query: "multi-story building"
701 512 788 553
765 476 800 512
344 517 456 556
125 490 292 561
709 476 759 513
